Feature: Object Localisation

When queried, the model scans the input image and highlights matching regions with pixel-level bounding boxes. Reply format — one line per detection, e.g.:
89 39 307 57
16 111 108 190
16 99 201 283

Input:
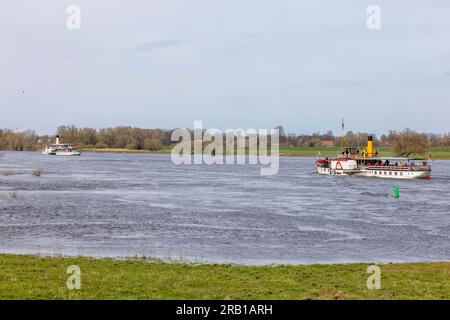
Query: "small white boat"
42 135 81 156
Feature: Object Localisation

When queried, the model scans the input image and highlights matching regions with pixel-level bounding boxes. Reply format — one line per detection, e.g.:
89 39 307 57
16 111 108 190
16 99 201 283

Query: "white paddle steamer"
316 136 431 179
42 135 81 156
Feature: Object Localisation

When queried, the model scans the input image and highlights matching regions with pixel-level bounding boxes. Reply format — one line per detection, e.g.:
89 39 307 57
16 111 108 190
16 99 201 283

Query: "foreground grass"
0 254 448 299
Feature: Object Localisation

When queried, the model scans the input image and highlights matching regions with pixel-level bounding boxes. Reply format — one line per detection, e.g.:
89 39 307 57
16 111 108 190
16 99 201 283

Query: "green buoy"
394 185 400 199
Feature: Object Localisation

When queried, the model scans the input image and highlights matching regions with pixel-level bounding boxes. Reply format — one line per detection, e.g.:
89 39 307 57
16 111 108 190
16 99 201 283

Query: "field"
426 147 450 160
0 254 449 300
82 146 450 159
83 146 172 154
278 146 372 157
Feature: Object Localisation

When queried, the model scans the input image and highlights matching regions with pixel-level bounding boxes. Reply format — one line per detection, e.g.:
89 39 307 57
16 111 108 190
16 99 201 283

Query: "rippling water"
0 151 449 265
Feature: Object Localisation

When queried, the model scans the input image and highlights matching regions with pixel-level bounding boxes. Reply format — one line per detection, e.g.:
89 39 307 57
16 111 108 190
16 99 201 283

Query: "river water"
0 151 449 265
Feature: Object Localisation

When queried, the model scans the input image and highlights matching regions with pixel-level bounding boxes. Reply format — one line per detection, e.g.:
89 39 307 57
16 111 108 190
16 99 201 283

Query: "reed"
32 167 43 177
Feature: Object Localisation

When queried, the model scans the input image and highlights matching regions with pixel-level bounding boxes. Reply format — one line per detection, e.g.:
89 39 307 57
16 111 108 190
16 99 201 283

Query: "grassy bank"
277 146 389 157
82 146 450 159
280 146 450 159
426 147 450 160
0 254 448 299
82 146 172 154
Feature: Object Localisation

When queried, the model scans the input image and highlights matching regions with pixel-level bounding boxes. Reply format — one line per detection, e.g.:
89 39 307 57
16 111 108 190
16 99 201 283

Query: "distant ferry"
316 136 431 179
42 135 81 156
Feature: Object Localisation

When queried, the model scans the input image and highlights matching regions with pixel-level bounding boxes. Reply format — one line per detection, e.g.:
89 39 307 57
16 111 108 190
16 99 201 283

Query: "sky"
1 0 450 135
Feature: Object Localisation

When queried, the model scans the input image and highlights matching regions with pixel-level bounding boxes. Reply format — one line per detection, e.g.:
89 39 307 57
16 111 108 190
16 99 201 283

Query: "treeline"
0 129 41 151
1 125 450 152
55 126 171 151
280 129 373 147
278 126 450 149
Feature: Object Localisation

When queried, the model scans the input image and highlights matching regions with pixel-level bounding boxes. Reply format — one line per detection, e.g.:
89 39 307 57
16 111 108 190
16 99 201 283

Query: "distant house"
379 140 389 147
321 140 335 147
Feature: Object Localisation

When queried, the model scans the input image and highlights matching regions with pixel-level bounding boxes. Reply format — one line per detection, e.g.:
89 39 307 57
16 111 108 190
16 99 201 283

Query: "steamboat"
316 136 431 179
42 135 81 156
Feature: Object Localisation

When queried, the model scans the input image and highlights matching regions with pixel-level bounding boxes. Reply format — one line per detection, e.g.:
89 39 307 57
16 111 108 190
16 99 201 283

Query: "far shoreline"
2 146 450 159
81 146 450 160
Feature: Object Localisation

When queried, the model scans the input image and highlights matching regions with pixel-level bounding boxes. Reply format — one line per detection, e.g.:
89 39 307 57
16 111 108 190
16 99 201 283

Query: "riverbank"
82 147 172 154
0 254 448 299
81 146 450 160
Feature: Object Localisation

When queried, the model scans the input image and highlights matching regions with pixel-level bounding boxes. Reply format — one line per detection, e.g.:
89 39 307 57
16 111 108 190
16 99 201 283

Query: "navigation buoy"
426 176 431 180
394 185 400 199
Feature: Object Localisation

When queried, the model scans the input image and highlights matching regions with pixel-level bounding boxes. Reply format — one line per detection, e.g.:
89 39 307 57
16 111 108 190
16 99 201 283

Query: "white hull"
317 167 430 179
55 151 81 156
360 169 430 179
42 151 81 156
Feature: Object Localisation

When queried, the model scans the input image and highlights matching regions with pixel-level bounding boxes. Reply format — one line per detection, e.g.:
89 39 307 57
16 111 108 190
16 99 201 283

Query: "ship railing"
365 165 431 171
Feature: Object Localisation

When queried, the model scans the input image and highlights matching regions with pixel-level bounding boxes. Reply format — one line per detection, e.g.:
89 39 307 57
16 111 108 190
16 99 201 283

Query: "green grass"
82 146 450 159
0 254 448 300
278 146 397 158
426 147 450 160
280 146 450 159
82 146 172 154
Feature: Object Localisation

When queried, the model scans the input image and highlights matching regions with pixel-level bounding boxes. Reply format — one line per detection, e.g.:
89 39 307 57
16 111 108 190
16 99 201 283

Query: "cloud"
136 39 180 53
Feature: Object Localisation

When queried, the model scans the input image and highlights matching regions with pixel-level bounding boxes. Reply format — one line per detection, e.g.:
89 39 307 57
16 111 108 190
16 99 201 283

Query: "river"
0 151 449 265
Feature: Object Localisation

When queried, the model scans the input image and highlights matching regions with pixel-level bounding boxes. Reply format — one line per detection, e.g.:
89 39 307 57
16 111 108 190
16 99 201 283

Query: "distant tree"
97 128 115 148
310 137 322 147
274 125 285 136
57 125 79 143
144 138 163 151
322 130 334 140
79 128 97 147
388 129 429 157
274 125 286 145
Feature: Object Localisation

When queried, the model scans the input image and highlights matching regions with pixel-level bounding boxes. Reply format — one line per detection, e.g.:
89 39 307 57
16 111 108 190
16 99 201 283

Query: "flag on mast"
341 119 344 132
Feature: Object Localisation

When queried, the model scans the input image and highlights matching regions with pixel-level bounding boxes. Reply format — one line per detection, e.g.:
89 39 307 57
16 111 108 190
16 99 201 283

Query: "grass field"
426 147 450 160
83 146 172 154
277 146 391 158
83 146 450 159
0 254 448 300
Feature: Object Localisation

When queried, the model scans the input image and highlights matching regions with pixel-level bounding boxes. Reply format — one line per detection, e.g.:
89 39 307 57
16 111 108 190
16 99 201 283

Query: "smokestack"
56 135 60 145
367 135 374 157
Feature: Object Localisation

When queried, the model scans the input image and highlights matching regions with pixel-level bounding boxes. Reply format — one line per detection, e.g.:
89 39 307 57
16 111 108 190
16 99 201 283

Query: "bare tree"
388 129 429 157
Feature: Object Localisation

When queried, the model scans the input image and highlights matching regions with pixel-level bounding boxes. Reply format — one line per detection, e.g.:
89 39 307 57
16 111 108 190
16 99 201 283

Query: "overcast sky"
1 0 450 135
